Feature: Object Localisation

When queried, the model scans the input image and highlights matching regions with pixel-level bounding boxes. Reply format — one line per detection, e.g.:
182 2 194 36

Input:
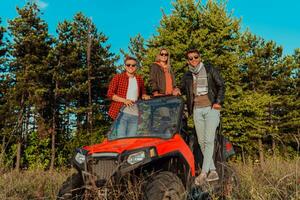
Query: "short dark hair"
124 55 138 64
186 49 200 58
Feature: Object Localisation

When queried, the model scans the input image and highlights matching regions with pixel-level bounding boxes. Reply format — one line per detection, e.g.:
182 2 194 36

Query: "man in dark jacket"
181 49 225 185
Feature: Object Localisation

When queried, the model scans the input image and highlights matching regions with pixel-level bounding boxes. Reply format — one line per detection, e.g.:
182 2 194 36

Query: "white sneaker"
207 170 219 182
195 172 207 186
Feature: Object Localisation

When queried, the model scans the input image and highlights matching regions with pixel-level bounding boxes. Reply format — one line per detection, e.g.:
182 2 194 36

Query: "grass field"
0 156 299 200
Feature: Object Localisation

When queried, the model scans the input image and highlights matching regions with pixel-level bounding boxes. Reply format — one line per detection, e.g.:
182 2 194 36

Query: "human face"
187 52 201 68
159 50 168 63
125 59 137 75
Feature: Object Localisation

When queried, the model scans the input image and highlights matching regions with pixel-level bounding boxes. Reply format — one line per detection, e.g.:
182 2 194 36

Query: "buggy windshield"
108 96 184 140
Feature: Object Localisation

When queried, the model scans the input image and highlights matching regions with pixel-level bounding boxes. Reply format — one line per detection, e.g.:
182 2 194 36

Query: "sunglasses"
125 64 137 67
160 53 169 57
188 55 200 61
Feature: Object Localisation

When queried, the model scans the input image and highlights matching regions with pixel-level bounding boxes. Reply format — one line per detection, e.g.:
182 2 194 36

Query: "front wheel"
57 173 85 200
143 171 186 200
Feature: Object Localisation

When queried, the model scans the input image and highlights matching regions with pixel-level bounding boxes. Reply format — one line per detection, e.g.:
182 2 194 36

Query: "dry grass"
0 156 299 200
231 156 299 200
0 169 73 200
84 174 145 200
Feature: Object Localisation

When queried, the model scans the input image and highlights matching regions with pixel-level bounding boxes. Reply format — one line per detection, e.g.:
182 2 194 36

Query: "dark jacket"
149 63 176 94
181 63 225 115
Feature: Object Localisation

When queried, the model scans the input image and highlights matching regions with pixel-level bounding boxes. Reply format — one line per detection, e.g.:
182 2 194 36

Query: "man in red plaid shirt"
107 56 150 136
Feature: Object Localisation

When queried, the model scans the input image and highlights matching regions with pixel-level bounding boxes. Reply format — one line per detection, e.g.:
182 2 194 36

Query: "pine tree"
0 18 10 167
238 32 299 156
8 2 54 170
142 0 241 83
239 32 283 93
121 33 146 65
127 0 299 157
0 18 6 66
137 0 244 149
275 50 300 152
54 13 116 162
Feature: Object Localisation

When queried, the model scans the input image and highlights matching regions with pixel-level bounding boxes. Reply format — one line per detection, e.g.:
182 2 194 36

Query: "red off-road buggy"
57 96 237 200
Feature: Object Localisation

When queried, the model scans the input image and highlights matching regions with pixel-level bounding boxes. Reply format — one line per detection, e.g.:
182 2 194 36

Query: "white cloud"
32 0 49 9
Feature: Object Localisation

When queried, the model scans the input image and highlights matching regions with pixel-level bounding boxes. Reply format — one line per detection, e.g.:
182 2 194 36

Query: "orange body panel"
83 134 195 176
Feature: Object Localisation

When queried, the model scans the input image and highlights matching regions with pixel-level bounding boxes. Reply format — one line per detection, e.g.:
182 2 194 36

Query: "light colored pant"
193 106 220 173
117 112 138 137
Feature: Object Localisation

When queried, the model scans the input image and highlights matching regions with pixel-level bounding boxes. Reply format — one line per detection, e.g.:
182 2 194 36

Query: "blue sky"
1 0 299 57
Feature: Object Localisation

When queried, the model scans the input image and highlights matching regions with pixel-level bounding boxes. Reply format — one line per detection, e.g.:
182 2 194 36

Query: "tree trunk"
24 106 30 146
242 146 246 165
15 93 25 172
272 137 276 156
32 112 37 131
258 138 265 167
15 141 21 172
50 107 56 171
1 106 8 169
268 103 276 156
50 76 59 171
87 25 93 133
50 128 55 171
0 136 5 169
1 136 5 154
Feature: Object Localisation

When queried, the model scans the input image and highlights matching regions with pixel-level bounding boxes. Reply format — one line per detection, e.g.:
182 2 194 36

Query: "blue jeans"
193 106 220 173
116 112 138 137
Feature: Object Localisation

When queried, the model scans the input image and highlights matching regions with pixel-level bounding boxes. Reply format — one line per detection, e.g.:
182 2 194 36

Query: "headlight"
75 152 86 164
127 151 146 165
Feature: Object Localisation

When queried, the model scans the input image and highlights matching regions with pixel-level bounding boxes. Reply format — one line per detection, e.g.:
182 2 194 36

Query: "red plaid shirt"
107 72 146 119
